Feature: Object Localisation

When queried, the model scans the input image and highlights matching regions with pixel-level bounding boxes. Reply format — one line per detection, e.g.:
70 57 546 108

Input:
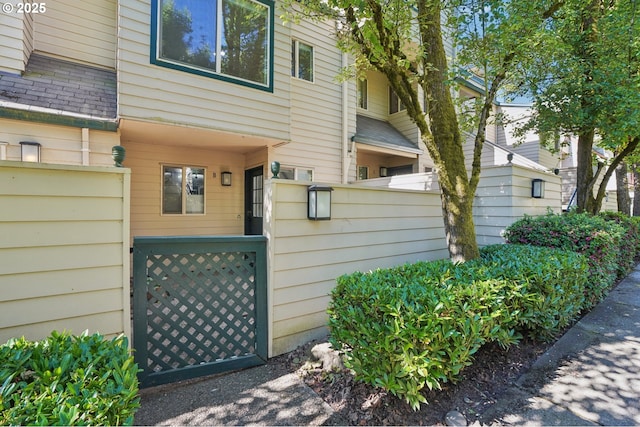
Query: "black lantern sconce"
532 178 545 198
221 171 232 186
308 185 333 220
20 142 41 163
379 166 388 177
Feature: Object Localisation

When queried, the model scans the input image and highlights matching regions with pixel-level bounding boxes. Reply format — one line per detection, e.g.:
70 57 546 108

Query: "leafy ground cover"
271 335 554 426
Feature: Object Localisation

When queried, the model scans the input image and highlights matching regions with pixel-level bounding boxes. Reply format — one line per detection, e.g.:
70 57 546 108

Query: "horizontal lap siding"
0 7 25 73
266 180 448 356
33 0 116 68
0 119 117 166
280 19 346 182
0 162 130 344
474 165 562 246
125 141 245 240
118 0 291 141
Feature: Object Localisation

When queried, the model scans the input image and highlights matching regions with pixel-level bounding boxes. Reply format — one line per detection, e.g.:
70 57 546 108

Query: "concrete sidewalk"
480 265 640 426
135 265 640 426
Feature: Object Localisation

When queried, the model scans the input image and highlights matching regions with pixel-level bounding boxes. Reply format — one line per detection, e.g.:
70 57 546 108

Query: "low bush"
503 212 625 306
328 245 588 409
0 331 139 426
598 211 640 277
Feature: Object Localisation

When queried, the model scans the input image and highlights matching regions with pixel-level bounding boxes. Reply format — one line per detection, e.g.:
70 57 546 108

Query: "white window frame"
358 78 368 109
291 39 314 82
161 165 207 215
279 165 314 181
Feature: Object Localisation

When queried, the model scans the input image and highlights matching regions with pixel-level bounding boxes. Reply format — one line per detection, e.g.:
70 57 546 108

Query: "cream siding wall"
278 19 348 183
33 0 116 68
125 140 246 240
0 2 28 74
0 162 130 344
474 165 562 246
361 71 389 120
265 180 449 356
118 0 291 142
0 118 117 166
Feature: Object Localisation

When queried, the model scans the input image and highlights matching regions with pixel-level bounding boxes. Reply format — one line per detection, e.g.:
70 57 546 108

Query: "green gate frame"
132 236 268 388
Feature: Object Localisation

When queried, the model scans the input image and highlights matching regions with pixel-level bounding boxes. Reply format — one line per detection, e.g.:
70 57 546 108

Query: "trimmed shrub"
503 212 624 306
598 211 640 277
328 245 588 409
479 244 588 340
0 331 139 426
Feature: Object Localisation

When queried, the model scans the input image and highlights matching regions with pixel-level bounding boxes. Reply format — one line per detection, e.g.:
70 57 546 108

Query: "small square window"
292 40 314 82
163 165 205 215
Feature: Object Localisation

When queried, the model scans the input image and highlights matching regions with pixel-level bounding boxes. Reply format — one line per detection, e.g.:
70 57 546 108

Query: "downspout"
341 52 350 184
81 128 90 165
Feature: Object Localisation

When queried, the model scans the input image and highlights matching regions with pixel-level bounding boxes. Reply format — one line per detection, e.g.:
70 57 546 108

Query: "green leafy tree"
512 0 640 213
283 0 560 261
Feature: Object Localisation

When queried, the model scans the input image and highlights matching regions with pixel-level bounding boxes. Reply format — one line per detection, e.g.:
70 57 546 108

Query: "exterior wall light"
532 178 545 198
20 142 41 163
308 185 333 220
221 171 232 186
379 166 388 177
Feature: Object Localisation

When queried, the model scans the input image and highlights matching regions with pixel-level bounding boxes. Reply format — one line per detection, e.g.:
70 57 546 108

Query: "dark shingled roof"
0 53 116 119
354 114 422 154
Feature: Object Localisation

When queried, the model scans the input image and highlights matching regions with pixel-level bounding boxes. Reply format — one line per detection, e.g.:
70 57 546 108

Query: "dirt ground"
270 336 554 426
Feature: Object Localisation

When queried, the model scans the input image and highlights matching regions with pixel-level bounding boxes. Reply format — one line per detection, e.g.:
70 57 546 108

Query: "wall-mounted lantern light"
532 178 545 198
308 185 333 220
221 171 232 186
379 166 388 177
20 142 41 163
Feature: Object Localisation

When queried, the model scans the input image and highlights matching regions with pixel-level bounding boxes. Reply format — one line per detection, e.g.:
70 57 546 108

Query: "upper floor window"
152 0 274 91
357 79 368 109
389 87 406 114
291 40 314 82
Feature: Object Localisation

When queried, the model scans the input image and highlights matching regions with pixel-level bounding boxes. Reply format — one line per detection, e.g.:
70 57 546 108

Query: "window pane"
163 166 183 214
185 167 205 214
358 79 368 109
160 0 217 71
297 42 313 81
279 167 295 180
252 174 263 218
297 169 313 181
221 0 269 85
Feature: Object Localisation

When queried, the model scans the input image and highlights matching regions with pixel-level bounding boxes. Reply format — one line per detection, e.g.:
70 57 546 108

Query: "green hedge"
503 212 634 306
328 244 588 409
0 331 139 426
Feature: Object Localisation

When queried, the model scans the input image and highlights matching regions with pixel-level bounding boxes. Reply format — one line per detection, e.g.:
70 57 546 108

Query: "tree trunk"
416 0 479 262
634 165 640 216
616 162 630 215
575 130 597 213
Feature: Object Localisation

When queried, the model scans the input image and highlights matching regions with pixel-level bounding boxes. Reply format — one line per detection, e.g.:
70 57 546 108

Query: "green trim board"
0 107 118 131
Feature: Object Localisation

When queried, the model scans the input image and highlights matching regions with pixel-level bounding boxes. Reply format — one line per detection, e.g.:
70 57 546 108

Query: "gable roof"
0 53 116 120
354 114 422 155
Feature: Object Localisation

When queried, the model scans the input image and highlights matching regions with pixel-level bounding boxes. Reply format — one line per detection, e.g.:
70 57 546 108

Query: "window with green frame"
151 0 274 91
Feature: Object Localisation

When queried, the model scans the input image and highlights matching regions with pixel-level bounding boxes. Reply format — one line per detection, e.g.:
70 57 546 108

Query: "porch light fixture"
20 142 41 163
379 167 388 177
532 178 545 198
307 185 333 220
221 171 232 186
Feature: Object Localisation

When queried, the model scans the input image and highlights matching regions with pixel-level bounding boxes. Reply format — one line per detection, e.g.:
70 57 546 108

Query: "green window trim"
150 0 275 92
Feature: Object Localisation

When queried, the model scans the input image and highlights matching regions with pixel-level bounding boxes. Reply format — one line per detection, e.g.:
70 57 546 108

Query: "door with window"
245 166 264 235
